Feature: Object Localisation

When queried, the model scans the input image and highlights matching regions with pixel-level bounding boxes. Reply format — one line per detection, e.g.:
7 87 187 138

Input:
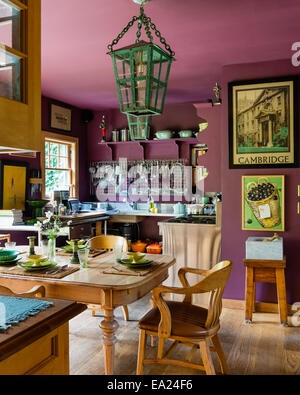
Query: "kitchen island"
0 296 86 375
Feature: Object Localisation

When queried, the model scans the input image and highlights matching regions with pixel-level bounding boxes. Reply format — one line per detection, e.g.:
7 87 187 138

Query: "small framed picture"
242 175 285 232
229 76 297 169
50 104 72 132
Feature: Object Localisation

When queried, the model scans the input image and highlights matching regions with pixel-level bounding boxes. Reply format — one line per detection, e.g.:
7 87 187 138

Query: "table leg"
100 308 119 374
245 267 254 323
275 268 288 326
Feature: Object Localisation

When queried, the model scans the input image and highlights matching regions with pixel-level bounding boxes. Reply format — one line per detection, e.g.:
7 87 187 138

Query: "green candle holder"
27 236 36 256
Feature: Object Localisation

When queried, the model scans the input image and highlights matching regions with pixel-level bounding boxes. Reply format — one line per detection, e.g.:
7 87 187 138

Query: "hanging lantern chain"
107 5 175 57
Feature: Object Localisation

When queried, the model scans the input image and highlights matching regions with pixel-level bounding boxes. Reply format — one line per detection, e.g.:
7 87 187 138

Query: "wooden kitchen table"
0 248 175 375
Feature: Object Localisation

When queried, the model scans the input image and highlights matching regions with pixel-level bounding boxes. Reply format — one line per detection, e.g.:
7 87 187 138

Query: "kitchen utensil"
0 257 22 266
179 130 193 138
111 130 119 142
155 130 173 140
18 261 57 271
174 202 186 215
131 240 147 253
146 243 162 254
120 129 129 142
120 258 153 268
25 255 48 264
127 252 146 262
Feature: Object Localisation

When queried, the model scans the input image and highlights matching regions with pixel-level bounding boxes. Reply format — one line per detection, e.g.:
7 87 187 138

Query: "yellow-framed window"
42 132 79 200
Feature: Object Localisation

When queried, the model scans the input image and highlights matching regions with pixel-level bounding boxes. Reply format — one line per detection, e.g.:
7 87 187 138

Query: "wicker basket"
246 177 281 228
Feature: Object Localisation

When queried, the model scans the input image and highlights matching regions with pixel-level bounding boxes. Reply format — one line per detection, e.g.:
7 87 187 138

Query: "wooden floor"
69 294 300 375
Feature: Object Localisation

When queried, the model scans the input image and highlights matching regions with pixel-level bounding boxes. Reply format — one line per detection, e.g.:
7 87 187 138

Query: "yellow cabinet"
0 0 41 153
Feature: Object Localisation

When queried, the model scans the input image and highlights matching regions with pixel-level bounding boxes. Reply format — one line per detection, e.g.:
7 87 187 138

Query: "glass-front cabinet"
0 0 41 152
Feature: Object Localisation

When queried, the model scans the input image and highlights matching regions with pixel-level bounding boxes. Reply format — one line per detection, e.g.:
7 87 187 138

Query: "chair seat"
139 301 216 338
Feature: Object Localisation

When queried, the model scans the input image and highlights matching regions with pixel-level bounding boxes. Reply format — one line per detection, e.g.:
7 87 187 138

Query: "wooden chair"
0 234 11 245
136 260 233 375
87 235 129 321
0 285 45 298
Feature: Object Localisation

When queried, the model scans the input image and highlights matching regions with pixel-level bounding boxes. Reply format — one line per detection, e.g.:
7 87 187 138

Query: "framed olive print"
50 104 72 131
242 175 285 232
229 77 297 169
0 161 29 211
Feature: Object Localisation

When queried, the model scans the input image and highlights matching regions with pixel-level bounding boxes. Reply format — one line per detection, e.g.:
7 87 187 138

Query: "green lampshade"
127 113 151 141
109 40 174 117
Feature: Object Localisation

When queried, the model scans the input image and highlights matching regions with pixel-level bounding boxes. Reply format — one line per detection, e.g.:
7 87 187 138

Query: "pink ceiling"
41 0 300 110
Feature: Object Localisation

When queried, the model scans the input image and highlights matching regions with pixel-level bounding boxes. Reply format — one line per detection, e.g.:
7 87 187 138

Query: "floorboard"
69 294 300 375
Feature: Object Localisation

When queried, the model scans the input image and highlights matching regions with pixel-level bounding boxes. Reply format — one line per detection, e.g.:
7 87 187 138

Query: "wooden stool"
244 258 288 326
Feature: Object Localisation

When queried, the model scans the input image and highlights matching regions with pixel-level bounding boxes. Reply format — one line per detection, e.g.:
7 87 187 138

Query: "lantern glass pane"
159 58 170 83
156 85 164 111
133 49 148 108
151 82 158 108
120 81 132 109
115 55 131 80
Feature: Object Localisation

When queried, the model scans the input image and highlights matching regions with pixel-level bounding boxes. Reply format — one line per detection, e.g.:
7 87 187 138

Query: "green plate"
61 245 87 253
121 259 153 269
18 261 57 271
0 257 22 266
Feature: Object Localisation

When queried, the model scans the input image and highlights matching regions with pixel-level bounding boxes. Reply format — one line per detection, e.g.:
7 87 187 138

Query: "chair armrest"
178 267 209 302
152 283 208 337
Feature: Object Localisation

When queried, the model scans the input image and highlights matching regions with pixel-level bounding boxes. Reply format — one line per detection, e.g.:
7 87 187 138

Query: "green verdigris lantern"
107 1 175 119
127 113 151 140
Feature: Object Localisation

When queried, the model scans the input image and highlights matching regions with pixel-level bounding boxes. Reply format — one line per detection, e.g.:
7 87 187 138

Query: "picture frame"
50 104 72 131
0 161 29 211
242 175 285 232
229 76 298 169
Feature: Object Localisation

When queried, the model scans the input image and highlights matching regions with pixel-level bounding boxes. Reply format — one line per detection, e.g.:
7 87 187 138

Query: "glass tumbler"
41 239 49 257
113 245 123 263
5 242 16 249
78 248 90 268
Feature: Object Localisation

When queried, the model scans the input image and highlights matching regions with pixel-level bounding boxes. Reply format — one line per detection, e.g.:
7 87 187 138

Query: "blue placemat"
0 296 53 332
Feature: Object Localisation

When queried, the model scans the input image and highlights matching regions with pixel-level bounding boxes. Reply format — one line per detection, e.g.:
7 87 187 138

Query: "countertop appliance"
166 215 216 224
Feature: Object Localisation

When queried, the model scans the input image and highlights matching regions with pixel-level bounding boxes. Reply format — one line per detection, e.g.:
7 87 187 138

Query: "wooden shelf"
99 137 200 145
29 178 43 184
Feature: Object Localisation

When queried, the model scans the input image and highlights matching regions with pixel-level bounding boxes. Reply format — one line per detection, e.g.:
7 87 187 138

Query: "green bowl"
0 250 19 262
26 200 49 208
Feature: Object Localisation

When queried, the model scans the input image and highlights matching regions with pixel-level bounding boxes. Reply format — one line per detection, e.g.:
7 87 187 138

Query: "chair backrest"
88 235 128 252
185 261 233 329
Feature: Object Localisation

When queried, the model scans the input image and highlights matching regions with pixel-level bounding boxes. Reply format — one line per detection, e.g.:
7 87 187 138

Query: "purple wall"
220 59 300 304
41 96 90 201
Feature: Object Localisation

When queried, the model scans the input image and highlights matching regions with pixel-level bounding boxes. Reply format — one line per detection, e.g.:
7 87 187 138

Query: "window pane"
59 144 68 157
45 170 70 198
49 142 58 156
0 0 22 51
50 156 58 168
59 157 69 169
0 48 21 101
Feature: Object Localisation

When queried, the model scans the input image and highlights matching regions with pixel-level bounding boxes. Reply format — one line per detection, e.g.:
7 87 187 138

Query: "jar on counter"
111 130 119 142
120 129 129 142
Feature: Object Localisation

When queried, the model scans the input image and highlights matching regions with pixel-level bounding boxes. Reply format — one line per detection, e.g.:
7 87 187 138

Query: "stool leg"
275 268 288 326
245 267 254 323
